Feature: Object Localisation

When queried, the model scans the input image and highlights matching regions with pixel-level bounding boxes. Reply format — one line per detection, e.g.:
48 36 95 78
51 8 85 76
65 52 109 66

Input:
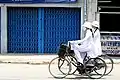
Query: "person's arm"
70 30 91 44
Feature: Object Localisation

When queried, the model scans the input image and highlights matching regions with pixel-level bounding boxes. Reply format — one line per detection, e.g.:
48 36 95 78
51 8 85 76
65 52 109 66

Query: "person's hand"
68 41 74 44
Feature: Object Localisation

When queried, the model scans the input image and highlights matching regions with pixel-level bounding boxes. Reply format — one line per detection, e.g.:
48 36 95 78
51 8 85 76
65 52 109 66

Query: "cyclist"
68 22 98 65
92 21 102 56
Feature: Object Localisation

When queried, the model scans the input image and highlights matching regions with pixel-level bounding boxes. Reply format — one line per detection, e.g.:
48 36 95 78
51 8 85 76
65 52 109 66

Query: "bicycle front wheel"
48 57 70 79
64 55 78 75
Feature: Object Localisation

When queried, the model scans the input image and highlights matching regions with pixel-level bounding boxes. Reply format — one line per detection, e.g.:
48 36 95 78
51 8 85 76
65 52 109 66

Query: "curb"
0 61 50 65
0 59 51 65
0 59 119 65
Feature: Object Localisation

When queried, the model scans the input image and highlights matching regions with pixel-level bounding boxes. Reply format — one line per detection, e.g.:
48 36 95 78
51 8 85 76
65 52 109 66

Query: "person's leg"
74 50 86 74
74 50 83 64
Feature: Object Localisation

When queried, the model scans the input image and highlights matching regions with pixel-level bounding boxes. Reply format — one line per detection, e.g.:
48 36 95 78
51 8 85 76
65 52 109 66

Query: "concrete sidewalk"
0 54 119 65
0 54 57 65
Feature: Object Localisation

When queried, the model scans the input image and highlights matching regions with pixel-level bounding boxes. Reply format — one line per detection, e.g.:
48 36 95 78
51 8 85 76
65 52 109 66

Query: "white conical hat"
92 21 99 28
82 21 92 29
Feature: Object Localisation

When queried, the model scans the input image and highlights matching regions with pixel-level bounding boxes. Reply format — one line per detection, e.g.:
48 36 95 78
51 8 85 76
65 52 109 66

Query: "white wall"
1 5 7 53
87 0 97 22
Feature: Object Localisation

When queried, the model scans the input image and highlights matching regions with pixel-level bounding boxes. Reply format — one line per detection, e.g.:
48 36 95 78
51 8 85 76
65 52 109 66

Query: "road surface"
0 63 119 80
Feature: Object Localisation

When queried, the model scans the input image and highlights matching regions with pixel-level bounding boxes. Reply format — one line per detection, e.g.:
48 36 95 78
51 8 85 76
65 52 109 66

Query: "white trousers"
74 50 86 64
71 44 91 64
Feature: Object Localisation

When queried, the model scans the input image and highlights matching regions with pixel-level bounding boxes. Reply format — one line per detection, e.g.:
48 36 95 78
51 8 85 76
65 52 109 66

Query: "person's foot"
77 62 84 67
77 62 84 74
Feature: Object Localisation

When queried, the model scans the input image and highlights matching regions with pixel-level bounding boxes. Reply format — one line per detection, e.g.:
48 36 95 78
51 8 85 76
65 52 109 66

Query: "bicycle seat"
86 64 94 68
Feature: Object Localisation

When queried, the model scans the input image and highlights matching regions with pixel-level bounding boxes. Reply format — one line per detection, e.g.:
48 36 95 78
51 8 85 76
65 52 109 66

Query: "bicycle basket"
58 44 67 58
68 50 75 56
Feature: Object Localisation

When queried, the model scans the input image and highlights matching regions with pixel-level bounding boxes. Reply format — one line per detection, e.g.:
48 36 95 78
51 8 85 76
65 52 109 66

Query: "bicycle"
64 44 113 76
48 43 107 79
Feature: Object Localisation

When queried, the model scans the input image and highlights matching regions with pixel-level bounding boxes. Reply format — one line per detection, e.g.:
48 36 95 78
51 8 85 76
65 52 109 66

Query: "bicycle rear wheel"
85 58 107 79
48 57 70 79
98 54 114 75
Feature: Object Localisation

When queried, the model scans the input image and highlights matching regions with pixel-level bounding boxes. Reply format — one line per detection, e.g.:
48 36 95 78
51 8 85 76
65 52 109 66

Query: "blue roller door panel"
7 7 39 53
43 8 81 53
7 7 81 54
0 8 1 53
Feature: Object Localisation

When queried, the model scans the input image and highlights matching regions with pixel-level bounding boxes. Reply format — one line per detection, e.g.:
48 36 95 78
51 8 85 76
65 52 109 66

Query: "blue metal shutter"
44 8 81 53
7 7 39 53
0 8 1 53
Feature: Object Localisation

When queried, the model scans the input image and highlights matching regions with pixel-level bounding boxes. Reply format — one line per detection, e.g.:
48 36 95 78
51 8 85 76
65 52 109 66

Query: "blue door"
7 7 39 53
0 8 1 53
7 7 81 54
43 8 81 53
